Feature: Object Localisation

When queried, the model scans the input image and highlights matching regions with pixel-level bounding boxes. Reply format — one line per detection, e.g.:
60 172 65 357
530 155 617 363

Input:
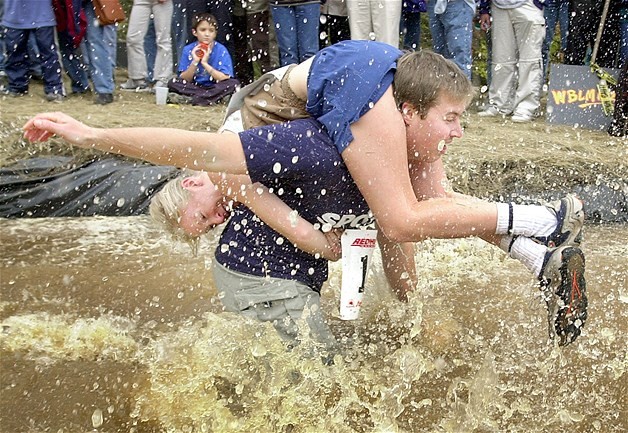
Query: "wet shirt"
306 40 402 153
178 41 234 87
214 118 374 292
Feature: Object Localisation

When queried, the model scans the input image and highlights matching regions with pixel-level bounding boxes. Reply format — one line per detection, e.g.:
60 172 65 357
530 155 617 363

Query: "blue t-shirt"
178 41 234 87
2 0 56 28
306 40 402 153
215 118 373 292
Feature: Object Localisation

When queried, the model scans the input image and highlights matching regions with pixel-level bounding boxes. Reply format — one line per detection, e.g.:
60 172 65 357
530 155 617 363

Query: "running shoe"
119 78 150 92
535 194 584 248
538 245 587 346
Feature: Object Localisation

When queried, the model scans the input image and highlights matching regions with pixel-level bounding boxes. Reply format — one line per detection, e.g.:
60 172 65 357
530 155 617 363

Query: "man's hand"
23 112 95 147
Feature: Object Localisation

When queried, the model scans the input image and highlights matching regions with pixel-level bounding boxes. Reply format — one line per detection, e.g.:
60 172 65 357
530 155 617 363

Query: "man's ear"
400 102 416 125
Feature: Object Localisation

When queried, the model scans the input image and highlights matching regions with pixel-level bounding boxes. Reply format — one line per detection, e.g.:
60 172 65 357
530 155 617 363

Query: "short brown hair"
393 50 474 118
191 12 218 31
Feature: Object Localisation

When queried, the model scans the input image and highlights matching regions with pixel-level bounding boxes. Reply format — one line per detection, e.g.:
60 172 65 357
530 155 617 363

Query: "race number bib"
339 229 378 320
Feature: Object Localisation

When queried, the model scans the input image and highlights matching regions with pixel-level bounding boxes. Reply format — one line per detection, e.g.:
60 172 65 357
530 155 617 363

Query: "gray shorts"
212 261 338 353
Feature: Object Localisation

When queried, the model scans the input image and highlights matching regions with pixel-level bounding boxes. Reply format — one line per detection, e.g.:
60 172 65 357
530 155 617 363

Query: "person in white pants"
121 0 174 91
345 0 402 46
478 0 545 122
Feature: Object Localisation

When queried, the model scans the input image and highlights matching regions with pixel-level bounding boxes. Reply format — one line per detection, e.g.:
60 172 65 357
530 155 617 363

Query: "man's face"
178 173 229 237
404 94 466 163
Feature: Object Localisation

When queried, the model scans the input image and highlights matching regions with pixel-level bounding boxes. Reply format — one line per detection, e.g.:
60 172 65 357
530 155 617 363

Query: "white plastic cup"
339 229 378 320
155 86 168 105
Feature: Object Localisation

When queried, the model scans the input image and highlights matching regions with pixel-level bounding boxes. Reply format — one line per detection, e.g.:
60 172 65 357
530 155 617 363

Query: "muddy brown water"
0 217 626 433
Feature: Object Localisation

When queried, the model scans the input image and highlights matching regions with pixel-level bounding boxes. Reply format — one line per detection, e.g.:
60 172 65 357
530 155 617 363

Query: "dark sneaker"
539 245 587 346
45 93 64 103
119 78 149 92
535 195 584 248
2 88 27 97
95 93 114 105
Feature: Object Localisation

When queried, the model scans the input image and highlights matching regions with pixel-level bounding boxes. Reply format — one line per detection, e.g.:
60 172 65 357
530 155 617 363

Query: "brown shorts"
239 65 310 129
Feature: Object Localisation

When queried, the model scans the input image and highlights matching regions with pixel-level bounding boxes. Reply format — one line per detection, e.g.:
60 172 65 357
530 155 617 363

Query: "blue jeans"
401 11 421 51
4 26 63 94
427 0 474 78
0 26 5 73
270 4 320 66
542 0 569 77
58 31 90 93
83 4 116 94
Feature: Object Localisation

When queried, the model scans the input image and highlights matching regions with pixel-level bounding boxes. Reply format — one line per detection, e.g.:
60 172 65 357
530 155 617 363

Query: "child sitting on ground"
167 13 239 106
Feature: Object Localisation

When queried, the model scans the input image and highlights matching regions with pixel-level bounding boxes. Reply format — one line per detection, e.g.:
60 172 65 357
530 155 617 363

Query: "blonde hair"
393 50 474 118
149 169 201 254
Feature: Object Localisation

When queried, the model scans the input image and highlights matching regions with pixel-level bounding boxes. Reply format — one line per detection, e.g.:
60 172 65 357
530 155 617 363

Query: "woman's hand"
23 112 96 147
323 228 344 261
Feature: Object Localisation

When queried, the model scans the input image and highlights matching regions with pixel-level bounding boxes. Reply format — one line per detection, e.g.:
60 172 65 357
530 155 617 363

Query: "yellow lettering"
568 89 578 103
551 90 566 105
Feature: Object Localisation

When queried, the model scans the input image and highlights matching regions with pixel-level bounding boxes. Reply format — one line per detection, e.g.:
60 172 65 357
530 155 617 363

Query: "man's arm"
376 224 417 302
23 112 248 174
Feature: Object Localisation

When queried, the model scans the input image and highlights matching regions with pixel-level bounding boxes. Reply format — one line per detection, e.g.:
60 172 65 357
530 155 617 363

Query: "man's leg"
486 6 517 114
442 0 474 79
125 0 151 82
4 28 29 93
510 2 544 118
152 0 174 85
371 0 401 46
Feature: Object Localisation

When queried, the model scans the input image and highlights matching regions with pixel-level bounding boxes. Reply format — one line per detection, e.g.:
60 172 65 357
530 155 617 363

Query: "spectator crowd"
0 0 626 134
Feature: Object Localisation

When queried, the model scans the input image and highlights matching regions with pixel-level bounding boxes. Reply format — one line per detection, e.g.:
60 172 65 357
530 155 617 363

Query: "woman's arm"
23 112 248 174
212 174 342 261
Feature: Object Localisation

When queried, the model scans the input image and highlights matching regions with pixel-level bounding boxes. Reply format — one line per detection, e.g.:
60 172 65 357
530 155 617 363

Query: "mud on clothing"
214 118 374 293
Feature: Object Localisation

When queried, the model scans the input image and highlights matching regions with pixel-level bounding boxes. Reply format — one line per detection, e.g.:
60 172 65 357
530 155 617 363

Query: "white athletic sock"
509 236 547 278
495 203 557 238
498 235 514 253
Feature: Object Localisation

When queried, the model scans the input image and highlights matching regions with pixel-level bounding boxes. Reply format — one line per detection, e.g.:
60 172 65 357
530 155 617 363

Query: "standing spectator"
0 0 7 89
541 0 569 79
564 0 623 69
608 61 627 137
167 12 239 105
120 0 173 91
321 0 350 46
620 0 628 69
400 0 426 50
270 0 320 66
346 0 402 46
478 0 545 122
232 0 254 84
245 0 275 74
427 0 476 78
82 0 117 104
1 0 64 101
54 0 90 95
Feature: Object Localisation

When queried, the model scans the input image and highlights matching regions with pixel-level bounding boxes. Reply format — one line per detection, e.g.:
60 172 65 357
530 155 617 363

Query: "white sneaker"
478 106 501 117
511 112 534 123
120 78 150 92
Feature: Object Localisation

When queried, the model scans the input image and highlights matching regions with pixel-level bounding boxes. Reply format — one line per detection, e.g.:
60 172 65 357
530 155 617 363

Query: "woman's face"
178 172 229 237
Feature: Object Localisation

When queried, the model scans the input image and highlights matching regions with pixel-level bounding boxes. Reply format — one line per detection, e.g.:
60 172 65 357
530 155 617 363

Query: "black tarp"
0 157 180 217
